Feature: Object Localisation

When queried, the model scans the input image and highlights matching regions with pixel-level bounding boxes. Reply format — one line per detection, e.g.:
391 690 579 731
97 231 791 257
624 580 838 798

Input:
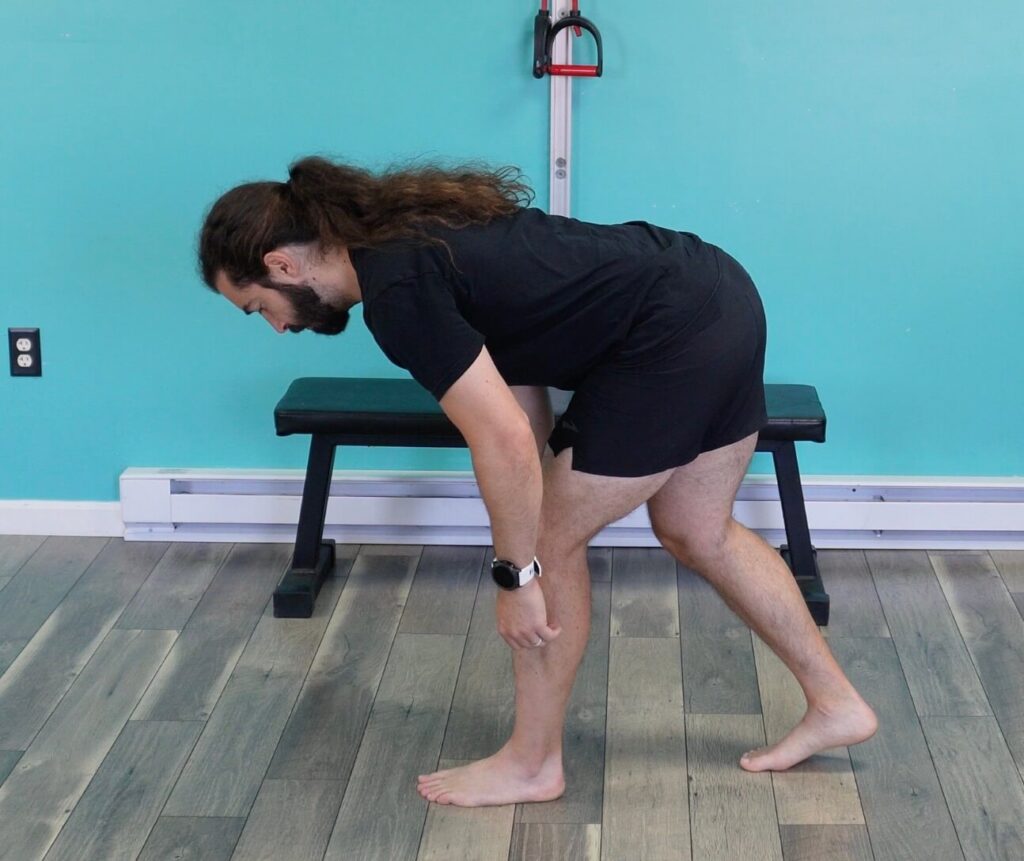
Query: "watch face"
492 562 518 589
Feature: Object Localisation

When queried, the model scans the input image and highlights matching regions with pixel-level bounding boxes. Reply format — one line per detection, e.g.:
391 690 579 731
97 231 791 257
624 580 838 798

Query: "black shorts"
547 245 768 477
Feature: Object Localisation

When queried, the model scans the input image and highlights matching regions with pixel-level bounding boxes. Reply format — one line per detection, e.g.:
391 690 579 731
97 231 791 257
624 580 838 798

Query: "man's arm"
440 348 541 568
439 347 560 649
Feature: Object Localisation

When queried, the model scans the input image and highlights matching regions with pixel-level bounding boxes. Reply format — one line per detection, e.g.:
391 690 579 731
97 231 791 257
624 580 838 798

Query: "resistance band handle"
533 9 551 78
533 10 603 79
545 14 603 78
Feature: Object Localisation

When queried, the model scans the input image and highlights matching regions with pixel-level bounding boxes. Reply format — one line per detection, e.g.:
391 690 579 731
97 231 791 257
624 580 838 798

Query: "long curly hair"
198 155 534 290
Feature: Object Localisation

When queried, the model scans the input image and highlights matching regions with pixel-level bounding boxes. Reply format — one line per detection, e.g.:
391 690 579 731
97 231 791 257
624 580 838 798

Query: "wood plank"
990 550 1024 591
819 550 891 638
467 545 501 638
610 547 679 638
921 716 1024 859
0 751 21 786
511 823 601 860
779 825 873 861
602 637 688 861
230 779 346 861
116 541 235 629
868 550 991 717
131 542 295 721
0 628 177 861
587 547 612 583
0 639 28 678
0 536 107 640
44 720 203 861
399 545 486 635
162 568 347 817
0 535 44 590
325 634 464 861
686 713 783 861
0 539 169 749
930 551 1024 780
829 637 965 861
265 546 418 782
519 580 611 825
440 631 514 760
417 759 515 861
137 817 245 861
751 634 864 826
678 564 760 714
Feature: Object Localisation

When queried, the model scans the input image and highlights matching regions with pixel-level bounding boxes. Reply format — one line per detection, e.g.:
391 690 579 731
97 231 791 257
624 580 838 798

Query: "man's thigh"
645 431 758 551
538 445 676 553
510 385 555 458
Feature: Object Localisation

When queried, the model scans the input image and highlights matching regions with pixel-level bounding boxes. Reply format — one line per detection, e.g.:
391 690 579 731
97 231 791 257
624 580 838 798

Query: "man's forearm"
470 431 543 568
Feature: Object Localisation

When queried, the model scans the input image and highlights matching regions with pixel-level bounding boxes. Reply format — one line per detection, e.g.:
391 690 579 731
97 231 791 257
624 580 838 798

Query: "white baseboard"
3 470 1023 549
118 468 1023 549
0 501 124 537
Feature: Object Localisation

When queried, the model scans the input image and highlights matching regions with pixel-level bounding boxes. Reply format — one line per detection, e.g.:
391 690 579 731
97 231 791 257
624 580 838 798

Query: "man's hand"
496 579 562 650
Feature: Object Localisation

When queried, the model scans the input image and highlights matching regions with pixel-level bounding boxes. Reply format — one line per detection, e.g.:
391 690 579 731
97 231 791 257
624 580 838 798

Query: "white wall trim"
110 468 1023 549
0 501 124 537
3 470 1023 548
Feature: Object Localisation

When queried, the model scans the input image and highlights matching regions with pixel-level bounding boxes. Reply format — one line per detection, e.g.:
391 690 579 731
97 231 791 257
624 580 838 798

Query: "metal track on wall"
549 0 573 216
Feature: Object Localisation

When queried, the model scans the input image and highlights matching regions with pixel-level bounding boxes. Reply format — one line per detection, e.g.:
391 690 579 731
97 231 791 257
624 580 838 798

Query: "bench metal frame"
273 432 830 626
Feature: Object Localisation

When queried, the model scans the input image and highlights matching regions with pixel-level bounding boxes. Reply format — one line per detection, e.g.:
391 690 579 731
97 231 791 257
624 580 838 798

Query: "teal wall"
2 1 1021 502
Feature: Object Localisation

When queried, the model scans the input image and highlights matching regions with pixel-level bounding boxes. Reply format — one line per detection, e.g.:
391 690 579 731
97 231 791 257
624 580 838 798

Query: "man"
198 155 877 807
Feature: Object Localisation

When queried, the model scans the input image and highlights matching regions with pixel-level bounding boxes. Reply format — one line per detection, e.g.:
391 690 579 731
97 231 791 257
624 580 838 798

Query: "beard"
262 280 350 335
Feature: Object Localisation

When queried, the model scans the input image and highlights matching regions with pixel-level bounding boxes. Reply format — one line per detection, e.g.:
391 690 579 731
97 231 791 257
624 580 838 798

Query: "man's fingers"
502 626 561 650
500 632 522 650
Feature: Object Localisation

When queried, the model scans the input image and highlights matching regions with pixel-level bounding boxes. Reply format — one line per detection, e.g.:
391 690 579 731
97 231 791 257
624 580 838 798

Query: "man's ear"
263 248 302 282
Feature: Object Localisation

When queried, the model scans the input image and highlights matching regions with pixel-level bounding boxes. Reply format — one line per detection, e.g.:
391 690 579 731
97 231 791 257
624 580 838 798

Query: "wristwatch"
491 556 542 590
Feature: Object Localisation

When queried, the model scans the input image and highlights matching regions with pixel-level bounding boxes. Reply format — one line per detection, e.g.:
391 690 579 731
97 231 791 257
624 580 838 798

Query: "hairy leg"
418 444 674 806
647 433 878 772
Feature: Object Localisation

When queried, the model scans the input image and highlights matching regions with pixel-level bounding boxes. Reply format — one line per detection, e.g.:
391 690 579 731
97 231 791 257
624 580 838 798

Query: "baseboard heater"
119 469 1024 550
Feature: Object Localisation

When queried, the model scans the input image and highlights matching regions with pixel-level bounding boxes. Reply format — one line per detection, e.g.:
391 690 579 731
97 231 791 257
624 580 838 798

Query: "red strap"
548 64 598 77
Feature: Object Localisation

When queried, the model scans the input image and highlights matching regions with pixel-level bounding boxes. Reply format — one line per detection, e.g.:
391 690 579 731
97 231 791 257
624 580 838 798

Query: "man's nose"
261 310 288 334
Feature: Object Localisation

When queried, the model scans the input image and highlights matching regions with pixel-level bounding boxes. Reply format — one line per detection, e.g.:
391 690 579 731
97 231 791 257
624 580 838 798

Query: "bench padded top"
274 378 825 444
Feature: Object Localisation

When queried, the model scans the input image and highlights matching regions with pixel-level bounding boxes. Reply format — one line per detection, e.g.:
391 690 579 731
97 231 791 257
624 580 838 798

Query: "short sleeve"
363 274 486 400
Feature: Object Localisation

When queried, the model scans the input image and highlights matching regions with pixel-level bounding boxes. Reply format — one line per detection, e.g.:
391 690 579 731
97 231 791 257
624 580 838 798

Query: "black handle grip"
544 14 603 77
533 9 551 78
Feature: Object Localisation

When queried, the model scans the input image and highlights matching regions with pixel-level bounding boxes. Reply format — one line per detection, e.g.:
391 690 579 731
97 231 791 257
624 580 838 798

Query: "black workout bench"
272 379 830 625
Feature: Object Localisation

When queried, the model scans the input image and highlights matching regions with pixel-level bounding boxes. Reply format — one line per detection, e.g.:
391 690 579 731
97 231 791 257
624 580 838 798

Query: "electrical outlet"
9 328 42 377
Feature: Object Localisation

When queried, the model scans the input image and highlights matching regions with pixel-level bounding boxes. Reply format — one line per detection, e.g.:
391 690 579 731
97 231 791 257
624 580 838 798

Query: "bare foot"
417 748 565 807
740 694 879 772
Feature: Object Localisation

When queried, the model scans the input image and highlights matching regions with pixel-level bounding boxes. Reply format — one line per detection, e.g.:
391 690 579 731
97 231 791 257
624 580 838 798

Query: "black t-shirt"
351 207 721 400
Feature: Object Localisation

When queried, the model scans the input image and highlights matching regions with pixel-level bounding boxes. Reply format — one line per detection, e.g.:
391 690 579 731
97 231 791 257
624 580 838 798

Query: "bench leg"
273 434 337 618
770 441 830 626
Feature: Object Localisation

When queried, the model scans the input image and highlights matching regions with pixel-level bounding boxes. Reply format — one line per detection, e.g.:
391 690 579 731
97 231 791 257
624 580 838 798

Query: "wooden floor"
0 538 1023 860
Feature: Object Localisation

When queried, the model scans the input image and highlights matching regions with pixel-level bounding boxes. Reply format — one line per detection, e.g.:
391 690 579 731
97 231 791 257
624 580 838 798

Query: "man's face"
260 278 351 335
215 273 350 335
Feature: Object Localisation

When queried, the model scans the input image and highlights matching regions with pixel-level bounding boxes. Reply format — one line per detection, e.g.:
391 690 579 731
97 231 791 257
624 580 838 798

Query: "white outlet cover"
17 354 34 368
15 337 32 352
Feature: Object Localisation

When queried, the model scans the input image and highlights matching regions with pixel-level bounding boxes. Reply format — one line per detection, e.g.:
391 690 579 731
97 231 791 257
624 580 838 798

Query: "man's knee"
653 517 734 571
537 513 592 560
